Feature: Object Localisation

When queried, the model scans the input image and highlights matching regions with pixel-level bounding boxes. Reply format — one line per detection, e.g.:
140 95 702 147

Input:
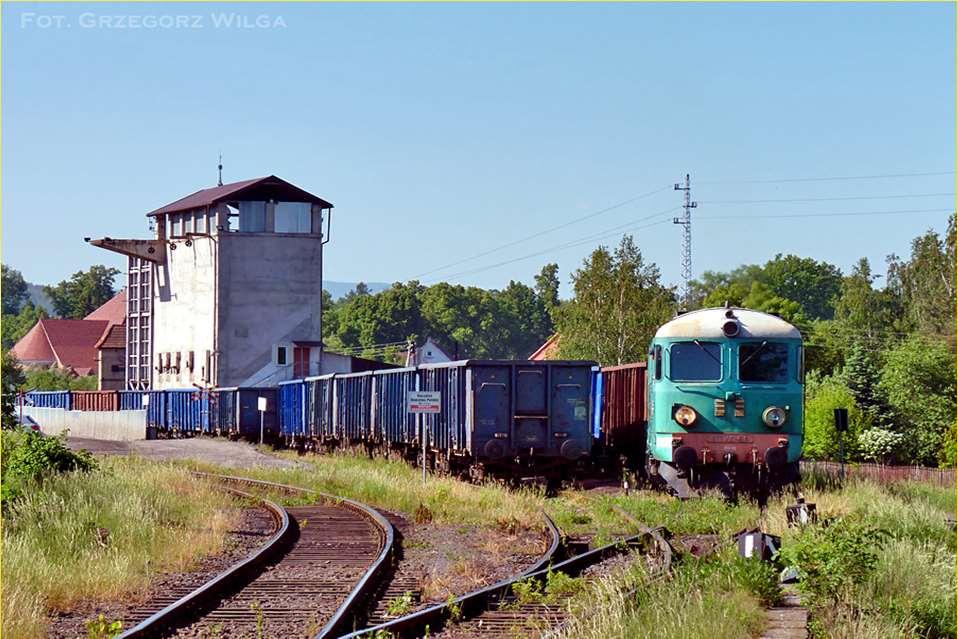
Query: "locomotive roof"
654 307 802 340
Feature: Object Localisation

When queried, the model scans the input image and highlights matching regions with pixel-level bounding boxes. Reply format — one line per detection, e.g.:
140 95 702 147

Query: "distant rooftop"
84 288 126 324
12 290 129 375
148 175 334 216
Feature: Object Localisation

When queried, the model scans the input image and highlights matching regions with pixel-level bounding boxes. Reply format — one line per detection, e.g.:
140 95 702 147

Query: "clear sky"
2 2 954 297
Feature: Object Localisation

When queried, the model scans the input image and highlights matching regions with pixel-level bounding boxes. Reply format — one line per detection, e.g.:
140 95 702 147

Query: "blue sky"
2 2 954 296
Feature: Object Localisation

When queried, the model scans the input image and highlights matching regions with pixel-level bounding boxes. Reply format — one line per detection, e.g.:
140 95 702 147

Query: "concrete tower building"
91 175 333 390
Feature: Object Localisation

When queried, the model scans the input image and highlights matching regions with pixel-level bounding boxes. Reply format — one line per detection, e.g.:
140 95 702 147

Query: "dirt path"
67 437 300 469
760 586 808 639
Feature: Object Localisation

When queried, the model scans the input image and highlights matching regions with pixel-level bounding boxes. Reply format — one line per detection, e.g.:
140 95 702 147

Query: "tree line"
2 265 120 391
328 216 955 468
4 216 954 468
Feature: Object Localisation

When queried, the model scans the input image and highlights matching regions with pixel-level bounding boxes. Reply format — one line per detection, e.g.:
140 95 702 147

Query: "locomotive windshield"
739 342 790 383
669 341 722 382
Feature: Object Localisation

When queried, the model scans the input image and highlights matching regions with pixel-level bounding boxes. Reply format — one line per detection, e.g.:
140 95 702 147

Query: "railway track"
117 473 394 639
339 523 672 639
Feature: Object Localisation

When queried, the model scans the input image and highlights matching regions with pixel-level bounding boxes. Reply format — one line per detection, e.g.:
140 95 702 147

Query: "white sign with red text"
406 391 441 414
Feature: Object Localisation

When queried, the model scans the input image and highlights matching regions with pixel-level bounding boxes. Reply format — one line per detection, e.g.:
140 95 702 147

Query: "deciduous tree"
1 302 48 349
556 235 675 365
886 215 956 339
1 265 28 316
878 334 956 466
1 350 26 429
43 265 120 319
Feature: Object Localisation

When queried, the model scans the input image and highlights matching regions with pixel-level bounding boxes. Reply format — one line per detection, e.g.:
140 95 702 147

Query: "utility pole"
673 173 697 308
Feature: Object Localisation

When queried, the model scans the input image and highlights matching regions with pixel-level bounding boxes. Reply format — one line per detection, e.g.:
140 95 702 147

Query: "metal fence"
801 460 956 487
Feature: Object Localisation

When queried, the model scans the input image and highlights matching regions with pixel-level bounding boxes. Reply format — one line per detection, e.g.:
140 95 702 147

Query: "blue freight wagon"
417 360 597 479
165 389 211 434
234 388 279 441
334 372 374 442
305 375 335 440
278 380 306 438
24 390 71 410
373 367 418 446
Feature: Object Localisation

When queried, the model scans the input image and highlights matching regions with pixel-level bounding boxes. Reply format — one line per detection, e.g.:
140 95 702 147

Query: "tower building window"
238 201 267 232
275 202 311 233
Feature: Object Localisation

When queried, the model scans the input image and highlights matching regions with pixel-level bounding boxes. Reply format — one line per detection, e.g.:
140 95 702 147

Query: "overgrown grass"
766 479 956 638
548 488 759 544
189 452 544 530
554 547 774 639
2 457 238 639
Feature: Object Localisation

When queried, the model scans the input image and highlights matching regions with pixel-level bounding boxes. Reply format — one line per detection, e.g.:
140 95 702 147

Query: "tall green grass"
555 547 772 639
2 458 238 639
194 452 545 530
766 479 956 638
548 488 759 543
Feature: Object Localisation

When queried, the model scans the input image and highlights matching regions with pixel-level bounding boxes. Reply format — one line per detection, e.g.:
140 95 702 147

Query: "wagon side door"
515 365 549 452
471 364 512 459
550 365 592 455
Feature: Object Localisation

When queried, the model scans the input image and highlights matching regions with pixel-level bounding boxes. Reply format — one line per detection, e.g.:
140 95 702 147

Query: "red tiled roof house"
11 290 127 389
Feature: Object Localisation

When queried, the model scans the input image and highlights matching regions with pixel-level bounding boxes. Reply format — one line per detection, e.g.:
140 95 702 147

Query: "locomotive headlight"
762 406 788 428
674 405 698 427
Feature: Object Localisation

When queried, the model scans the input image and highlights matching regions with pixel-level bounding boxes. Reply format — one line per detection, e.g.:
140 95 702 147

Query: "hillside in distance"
324 281 391 299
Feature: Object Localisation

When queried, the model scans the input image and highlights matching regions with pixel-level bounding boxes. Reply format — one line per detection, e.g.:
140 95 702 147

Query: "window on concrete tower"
275 202 311 233
238 201 267 232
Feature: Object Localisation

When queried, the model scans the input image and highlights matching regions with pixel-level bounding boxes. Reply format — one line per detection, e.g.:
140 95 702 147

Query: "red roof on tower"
147 175 334 216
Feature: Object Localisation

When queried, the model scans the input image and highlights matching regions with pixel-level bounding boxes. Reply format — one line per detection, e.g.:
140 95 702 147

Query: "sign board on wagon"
406 391 441 414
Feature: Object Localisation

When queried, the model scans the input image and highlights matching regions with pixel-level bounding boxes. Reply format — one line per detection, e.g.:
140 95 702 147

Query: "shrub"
857 428 906 464
803 376 869 460
1 430 97 504
778 516 885 605
22 367 97 391
878 334 956 466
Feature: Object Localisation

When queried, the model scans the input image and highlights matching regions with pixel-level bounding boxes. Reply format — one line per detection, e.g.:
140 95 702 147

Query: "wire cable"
697 170 956 186
430 209 678 282
697 207 953 221
408 184 672 279
700 192 954 205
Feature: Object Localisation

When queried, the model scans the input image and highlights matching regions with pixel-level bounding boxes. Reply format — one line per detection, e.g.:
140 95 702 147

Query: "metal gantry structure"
672 173 697 307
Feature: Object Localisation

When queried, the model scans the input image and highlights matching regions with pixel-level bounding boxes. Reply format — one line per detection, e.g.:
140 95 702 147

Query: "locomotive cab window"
669 341 722 382
739 342 789 383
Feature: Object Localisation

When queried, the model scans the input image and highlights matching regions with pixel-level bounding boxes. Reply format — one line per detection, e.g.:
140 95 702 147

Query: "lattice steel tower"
673 173 697 307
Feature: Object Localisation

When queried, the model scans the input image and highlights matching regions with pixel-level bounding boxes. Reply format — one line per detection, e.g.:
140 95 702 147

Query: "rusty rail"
117 484 292 638
118 473 394 639
338 519 666 639
189 473 396 639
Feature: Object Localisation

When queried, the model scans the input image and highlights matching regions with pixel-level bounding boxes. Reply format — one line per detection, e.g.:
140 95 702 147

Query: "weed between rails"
385 591 415 617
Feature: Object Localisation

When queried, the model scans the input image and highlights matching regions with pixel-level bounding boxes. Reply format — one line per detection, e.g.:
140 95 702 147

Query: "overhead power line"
700 192 954 205
697 170 956 186
431 205 951 283
409 184 672 280
430 209 679 282
697 207 954 221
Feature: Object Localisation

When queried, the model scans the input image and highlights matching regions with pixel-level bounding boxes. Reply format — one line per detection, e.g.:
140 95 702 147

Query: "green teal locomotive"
646 306 803 498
